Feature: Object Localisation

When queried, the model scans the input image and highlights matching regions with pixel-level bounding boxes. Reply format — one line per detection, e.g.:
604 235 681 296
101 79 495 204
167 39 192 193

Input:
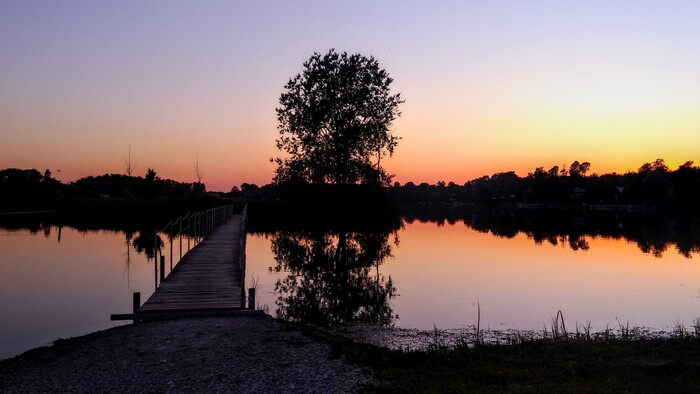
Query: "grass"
352 336 700 393
299 312 700 393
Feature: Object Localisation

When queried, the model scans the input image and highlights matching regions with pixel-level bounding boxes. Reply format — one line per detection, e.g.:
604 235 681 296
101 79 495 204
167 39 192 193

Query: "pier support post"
160 255 165 283
248 288 256 310
132 292 141 324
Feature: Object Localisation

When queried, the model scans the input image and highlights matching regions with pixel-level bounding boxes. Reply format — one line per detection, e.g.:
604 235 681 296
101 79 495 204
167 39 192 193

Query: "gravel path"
0 314 369 393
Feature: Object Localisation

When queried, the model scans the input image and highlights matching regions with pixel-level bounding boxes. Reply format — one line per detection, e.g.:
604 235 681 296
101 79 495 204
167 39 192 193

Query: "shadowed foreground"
0 315 368 393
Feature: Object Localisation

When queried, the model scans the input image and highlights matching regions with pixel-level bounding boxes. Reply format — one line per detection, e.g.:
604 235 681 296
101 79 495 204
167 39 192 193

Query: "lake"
0 226 156 360
2 211 700 359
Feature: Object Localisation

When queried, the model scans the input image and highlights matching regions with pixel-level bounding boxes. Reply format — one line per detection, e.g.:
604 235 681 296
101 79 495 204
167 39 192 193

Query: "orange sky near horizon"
1 1 699 192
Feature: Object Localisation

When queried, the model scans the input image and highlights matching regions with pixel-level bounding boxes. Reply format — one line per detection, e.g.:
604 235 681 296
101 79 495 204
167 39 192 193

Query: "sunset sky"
1 1 699 192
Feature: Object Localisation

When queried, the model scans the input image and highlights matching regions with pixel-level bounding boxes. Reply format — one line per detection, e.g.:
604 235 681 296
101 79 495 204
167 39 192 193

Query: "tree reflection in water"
132 230 163 259
403 207 700 258
270 230 398 326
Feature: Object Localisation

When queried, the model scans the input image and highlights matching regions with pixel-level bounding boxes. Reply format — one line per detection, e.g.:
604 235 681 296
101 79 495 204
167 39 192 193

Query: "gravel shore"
0 314 369 393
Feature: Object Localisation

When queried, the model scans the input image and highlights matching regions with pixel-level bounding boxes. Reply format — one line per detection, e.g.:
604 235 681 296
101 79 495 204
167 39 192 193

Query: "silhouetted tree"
569 161 591 178
123 146 137 176
641 171 671 204
638 158 669 175
672 161 700 205
273 49 403 186
140 168 162 198
145 168 158 182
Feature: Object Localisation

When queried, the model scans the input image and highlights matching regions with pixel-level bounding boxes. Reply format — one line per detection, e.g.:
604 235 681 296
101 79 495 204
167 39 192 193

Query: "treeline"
0 168 216 217
389 159 700 208
68 169 206 199
5 158 700 213
1 168 206 201
226 159 700 209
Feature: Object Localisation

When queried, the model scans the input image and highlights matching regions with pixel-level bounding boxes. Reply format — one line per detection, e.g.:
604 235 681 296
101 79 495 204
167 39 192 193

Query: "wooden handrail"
153 204 239 286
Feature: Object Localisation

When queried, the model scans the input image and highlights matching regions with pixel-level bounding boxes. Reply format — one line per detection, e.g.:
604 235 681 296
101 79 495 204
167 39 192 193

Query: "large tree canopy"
274 49 403 186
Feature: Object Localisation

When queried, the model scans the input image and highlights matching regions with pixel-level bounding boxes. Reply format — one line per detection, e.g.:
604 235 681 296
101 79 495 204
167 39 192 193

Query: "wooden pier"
112 208 248 321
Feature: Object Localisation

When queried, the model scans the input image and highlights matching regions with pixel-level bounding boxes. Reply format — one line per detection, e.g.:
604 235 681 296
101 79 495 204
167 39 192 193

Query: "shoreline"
0 313 368 393
6 312 700 392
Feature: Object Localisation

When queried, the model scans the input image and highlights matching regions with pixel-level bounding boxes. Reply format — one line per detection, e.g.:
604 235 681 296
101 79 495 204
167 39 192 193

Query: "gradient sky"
1 1 699 191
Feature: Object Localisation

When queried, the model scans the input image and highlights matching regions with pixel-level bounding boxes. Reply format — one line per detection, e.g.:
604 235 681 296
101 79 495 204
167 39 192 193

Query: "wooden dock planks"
139 215 244 312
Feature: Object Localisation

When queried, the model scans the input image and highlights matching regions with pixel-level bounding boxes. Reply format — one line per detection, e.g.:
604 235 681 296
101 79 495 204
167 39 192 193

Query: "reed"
574 320 592 340
427 324 448 352
475 299 482 345
693 316 700 338
673 319 688 338
420 312 700 354
616 319 637 340
550 310 568 340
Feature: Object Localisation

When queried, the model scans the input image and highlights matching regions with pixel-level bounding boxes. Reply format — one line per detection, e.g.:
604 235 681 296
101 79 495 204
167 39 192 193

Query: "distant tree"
559 165 568 177
240 183 259 191
193 155 203 184
489 172 521 200
569 161 591 178
273 49 403 186
672 161 700 204
0 168 44 197
123 146 136 177
529 167 548 180
641 171 670 204
192 182 206 194
471 176 494 203
638 158 669 174
145 168 159 182
239 183 260 199
139 168 162 199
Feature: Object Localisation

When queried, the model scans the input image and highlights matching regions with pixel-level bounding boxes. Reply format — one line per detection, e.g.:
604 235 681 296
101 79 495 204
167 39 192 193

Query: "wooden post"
169 226 173 270
153 252 158 290
133 292 140 313
160 255 165 283
153 230 158 289
248 287 256 310
132 292 140 324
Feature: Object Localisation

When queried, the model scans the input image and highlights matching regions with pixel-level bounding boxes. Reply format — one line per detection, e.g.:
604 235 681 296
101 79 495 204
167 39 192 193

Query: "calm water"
0 226 157 360
2 217 700 359
246 220 700 334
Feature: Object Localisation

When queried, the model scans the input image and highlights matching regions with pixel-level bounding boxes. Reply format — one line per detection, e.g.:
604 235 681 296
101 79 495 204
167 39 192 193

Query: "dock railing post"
169 225 173 270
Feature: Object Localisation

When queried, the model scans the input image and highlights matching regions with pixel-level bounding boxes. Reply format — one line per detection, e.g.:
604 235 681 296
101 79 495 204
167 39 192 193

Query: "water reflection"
0 225 158 360
404 208 700 258
269 230 398 326
132 230 163 259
